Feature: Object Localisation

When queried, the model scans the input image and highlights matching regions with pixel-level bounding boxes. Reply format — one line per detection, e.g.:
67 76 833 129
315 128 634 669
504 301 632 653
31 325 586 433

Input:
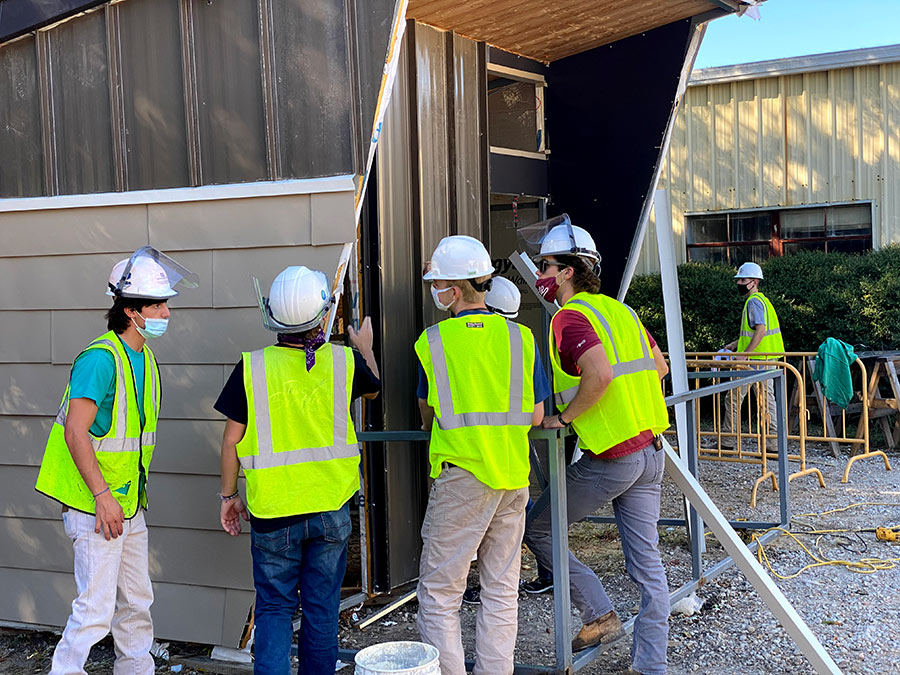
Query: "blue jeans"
250 503 352 675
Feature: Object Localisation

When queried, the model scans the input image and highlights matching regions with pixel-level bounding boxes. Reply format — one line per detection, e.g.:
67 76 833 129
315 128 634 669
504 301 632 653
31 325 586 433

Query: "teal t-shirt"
69 338 146 437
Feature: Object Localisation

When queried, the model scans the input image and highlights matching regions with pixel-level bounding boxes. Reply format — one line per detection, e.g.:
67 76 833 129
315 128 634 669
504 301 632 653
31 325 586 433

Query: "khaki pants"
723 379 778 446
416 466 528 675
51 509 154 675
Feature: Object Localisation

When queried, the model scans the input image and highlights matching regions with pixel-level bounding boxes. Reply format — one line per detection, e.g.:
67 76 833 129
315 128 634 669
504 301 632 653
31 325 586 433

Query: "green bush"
626 246 900 353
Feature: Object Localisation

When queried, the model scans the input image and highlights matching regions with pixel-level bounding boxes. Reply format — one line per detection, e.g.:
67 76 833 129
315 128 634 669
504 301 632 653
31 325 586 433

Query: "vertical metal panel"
688 86 711 210
190 0 267 184
711 82 734 209
414 22 451 273
807 71 831 203
832 68 857 201
784 74 808 204
372 37 429 590
271 0 354 178
759 77 785 206
884 63 900 245
0 36 43 197
735 79 759 209
859 65 884 218
452 33 484 238
353 0 397 171
48 9 115 195
117 0 190 189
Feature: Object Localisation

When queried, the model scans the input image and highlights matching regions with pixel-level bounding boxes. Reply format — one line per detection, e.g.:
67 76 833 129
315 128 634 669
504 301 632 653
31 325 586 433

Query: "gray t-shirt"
746 297 766 328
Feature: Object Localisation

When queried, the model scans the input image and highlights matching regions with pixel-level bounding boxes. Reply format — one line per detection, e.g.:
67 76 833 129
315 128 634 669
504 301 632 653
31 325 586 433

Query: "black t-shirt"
213 343 380 532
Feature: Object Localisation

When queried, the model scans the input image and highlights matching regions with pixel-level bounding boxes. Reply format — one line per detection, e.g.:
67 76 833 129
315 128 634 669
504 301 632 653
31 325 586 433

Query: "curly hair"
556 255 601 294
106 297 156 334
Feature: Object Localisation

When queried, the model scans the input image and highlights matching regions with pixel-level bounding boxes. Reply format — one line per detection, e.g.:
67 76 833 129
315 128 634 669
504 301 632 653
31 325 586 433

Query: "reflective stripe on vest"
53 338 146 452
239 345 357 470
554 300 657 406
426 320 533 430
740 295 781 337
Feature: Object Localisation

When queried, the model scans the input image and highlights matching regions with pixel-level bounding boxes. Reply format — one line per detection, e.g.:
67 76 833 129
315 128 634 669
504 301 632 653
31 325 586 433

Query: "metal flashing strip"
691 43 900 86
0 175 356 213
489 146 548 161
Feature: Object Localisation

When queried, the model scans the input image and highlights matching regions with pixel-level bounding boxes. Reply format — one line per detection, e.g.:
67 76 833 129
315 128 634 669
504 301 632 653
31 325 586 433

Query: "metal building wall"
0 0 374 197
366 21 489 592
0 0 401 644
636 60 900 275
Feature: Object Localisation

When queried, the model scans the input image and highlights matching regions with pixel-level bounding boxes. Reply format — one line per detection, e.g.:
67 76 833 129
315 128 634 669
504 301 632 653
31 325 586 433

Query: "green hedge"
627 246 900 353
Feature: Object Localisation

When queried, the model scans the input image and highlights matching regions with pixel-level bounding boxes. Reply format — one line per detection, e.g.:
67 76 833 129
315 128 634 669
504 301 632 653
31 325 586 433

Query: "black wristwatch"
558 413 570 427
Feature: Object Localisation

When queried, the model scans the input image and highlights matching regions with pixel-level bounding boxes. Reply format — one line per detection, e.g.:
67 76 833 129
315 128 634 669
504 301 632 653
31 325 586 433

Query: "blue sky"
694 0 900 69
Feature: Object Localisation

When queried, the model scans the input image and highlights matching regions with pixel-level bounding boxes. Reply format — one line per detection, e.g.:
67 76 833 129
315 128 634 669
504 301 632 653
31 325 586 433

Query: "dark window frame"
685 203 873 263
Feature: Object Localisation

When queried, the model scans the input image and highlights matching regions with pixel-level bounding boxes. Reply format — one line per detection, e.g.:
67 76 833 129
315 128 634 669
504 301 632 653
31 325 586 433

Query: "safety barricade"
681 352 890 489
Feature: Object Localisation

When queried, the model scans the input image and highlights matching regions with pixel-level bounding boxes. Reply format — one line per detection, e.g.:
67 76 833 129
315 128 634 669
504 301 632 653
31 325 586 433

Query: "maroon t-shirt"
552 308 656 458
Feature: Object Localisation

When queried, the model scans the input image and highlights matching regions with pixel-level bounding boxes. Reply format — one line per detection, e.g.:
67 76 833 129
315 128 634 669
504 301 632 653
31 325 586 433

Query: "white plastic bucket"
354 641 441 675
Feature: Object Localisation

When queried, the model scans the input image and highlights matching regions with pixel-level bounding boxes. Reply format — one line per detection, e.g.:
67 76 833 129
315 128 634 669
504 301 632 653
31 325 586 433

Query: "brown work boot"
571 610 625 651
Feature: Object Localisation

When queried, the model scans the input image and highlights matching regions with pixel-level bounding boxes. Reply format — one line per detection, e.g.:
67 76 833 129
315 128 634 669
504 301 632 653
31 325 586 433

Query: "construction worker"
722 262 784 447
462 275 554 605
415 236 550 675
35 247 197 675
522 220 670 675
215 266 380 675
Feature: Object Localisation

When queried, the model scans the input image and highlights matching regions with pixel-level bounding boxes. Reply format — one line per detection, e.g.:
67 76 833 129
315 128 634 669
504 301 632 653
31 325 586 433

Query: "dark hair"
557 255 601 294
106 297 155 334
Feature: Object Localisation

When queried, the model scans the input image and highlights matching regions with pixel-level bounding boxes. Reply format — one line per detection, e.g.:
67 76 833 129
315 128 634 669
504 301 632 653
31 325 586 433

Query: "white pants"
416 466 528 675
51 509 155 675
723 379 778 444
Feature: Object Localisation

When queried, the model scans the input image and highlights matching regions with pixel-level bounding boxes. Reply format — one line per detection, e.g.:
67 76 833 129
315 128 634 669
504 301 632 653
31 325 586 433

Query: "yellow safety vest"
550 293 668 454
737 291 784 359
236 344 360 518
35 331 160 517
414 314 535 490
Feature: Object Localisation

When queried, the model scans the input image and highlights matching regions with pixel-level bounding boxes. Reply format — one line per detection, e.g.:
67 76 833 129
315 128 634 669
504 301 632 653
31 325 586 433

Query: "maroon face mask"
535 275 560 303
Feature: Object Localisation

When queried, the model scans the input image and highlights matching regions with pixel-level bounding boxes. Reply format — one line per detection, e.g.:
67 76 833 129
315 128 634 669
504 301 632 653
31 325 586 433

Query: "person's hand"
94 491 124 540
220 496 249 536
541 414 566 429
348 316 374 353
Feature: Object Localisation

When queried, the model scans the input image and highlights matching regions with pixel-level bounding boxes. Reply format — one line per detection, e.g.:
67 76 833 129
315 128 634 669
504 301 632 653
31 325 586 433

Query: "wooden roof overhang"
407 0 742 62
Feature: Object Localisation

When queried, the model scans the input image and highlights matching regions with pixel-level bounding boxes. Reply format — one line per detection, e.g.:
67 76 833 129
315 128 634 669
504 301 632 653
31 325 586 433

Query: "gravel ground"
342 442 900 674
1 443 897 674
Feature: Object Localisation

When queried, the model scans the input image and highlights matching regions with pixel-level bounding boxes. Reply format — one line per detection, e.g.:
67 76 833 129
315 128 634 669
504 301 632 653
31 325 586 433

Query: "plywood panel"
310 192 356 245
211 245 343 308
0 207 147 258
0 312 51 363
147 195 312 251
0 416 53 467
0 364 69 416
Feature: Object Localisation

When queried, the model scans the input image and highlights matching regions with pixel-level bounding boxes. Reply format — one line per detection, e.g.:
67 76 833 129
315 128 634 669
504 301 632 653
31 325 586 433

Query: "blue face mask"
132 313 169 339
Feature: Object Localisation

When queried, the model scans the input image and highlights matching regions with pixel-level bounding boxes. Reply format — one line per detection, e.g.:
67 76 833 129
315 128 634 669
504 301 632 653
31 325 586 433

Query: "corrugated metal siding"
0 187 355 644
637 61 900 274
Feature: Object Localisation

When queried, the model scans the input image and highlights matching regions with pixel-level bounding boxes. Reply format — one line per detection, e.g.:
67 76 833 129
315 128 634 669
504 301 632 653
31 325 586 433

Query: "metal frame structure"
341 366 840 674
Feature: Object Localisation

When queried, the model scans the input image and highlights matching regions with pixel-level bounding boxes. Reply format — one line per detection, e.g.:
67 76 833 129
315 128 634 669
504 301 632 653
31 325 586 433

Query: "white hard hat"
265 266 332 331
539 223 601 264
106 256 177 299
423 235 494 280
735 262 764 280
485 276 521 318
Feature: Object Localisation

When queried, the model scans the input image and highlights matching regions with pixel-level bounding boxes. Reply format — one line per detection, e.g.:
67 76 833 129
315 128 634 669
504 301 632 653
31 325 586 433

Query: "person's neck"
451 300 487 316
557 284 577 305
118 325 146 352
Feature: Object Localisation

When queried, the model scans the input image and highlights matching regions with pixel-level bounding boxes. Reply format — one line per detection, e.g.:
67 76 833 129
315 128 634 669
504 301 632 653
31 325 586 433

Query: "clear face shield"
251 276 333 333
515 214 573 260
111 246 200 298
